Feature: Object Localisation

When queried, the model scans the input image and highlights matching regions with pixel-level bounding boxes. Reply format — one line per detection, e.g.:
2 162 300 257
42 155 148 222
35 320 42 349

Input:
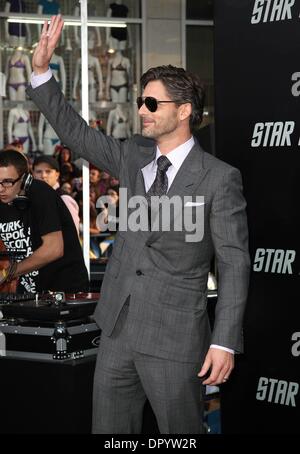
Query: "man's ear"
179 102 192 121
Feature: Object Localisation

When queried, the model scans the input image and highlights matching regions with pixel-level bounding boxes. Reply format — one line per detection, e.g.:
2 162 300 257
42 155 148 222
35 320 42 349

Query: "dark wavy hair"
0 149 29 176
140 65 205 131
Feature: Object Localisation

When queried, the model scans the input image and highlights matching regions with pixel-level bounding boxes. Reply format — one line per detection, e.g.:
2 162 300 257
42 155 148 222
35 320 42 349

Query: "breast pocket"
182 202 205 243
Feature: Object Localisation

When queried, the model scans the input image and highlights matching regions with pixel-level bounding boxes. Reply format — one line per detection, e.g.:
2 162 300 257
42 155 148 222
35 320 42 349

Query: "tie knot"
157 155 171 173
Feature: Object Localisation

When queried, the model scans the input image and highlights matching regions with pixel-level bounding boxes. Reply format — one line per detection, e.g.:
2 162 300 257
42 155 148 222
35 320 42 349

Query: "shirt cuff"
210 344 235 354
30 68 52 89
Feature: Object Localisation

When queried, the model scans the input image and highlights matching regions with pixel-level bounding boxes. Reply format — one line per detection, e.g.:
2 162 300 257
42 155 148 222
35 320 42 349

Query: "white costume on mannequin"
7 105 36 153
73 42 103 103
4 1 31 48
106 104 131 140
49 52 66 94
106 50 130 103
5 49 31 101
74 5 102 47
38 113 60 155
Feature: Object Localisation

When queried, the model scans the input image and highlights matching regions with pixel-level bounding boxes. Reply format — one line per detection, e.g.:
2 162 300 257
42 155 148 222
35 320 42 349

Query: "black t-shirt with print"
0 179 89 293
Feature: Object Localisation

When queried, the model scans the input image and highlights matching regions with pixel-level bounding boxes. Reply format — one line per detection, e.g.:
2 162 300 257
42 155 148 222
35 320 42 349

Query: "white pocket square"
184 202 205 207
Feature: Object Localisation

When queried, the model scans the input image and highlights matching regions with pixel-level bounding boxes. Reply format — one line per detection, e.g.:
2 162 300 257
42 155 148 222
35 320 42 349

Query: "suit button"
136 270 143 276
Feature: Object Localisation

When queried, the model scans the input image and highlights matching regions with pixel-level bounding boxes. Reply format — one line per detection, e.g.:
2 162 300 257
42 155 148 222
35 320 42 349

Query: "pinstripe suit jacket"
28 77 250 363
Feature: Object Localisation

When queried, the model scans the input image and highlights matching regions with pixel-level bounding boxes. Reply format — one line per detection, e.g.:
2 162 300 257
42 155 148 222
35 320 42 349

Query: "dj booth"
0 290 159 434
0 292 99 433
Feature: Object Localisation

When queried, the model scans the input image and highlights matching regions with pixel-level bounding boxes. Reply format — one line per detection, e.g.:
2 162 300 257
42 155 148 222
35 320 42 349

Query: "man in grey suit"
27 16 250 434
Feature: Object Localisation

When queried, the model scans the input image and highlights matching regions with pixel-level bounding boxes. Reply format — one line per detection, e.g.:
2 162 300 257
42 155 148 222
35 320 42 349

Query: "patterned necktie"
146 155 171 229
147 155 172 199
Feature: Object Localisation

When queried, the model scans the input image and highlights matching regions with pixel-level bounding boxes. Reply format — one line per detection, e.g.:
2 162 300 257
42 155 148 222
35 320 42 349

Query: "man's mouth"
143 119 154 127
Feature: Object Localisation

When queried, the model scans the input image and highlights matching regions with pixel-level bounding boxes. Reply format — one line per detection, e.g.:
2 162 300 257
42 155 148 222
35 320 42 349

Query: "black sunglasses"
136 96 179 113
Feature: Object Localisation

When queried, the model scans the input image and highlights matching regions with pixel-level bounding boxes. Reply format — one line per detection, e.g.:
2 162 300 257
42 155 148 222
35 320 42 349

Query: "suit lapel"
146 142 209 245
167 143 208 199
135 168 147 198
127 143 156 242
129 143 156 197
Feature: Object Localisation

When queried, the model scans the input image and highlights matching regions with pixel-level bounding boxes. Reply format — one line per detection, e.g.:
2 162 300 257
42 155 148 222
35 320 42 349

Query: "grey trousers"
92 302 205 434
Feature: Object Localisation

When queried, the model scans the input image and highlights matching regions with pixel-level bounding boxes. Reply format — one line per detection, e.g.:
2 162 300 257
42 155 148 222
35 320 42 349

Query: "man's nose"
138 102 148 115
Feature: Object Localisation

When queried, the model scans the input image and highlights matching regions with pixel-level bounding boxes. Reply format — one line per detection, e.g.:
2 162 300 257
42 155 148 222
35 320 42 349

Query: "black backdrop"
214 0 300 433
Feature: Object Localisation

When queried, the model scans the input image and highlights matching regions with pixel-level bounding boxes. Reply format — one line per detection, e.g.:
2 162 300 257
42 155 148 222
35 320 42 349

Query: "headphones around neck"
12 172 33 210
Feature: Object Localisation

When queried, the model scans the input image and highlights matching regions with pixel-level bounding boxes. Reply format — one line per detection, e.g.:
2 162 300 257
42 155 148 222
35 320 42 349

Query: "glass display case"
0 0 143 279
0 0 143 152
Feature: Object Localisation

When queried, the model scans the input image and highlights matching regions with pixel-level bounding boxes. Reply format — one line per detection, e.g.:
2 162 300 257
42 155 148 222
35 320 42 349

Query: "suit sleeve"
27 77 123 178
209 167 251 353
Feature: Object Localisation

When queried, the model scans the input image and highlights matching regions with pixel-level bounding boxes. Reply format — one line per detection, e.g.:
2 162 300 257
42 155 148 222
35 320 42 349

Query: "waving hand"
32 15 64 75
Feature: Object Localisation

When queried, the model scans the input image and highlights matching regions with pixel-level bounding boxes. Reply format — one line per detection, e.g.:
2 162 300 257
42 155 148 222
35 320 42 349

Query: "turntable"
0 292 99 321
0 292 101 361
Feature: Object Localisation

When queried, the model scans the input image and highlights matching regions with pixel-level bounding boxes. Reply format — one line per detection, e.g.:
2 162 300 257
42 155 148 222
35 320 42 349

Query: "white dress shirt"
30 70 234 355
142 136 195 192
31 68 52 88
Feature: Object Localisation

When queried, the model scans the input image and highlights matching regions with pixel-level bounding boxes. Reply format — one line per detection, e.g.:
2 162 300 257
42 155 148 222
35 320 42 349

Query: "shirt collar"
154 136 195 171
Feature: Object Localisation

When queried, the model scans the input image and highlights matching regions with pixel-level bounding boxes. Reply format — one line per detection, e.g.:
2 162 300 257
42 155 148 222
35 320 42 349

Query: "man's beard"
141 116 178 139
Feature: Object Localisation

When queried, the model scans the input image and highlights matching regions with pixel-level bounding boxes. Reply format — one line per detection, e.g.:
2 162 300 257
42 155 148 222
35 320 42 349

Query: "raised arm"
28 15 123 178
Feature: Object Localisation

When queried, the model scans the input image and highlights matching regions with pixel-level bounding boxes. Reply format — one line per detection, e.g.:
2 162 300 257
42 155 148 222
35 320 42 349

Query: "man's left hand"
198 348 234 385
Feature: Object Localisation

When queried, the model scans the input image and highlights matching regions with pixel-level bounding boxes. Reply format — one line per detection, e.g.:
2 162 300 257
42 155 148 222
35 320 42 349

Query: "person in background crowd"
0 149 88 294
59 161 74 185
109 175 120 191
61 181 73 195
53 143 79 178
89 166 102 193
98 170 111 195
32 155 80 234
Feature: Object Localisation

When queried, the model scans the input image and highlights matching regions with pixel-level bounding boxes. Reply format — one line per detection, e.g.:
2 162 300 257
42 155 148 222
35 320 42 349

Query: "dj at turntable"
0 150 89 294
